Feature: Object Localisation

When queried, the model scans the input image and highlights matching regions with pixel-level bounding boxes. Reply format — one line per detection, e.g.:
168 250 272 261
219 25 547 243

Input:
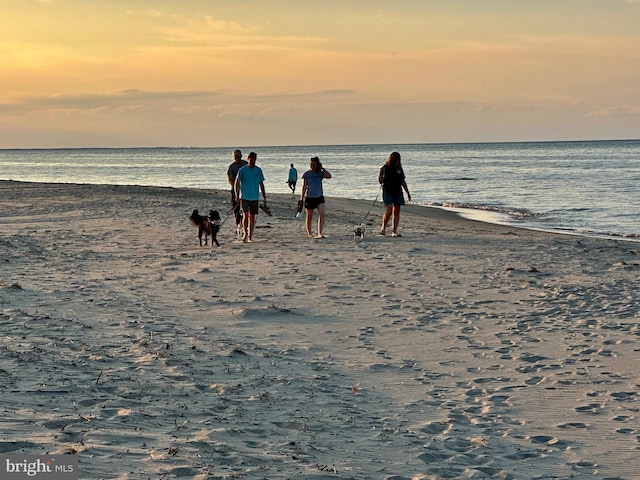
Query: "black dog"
189 209 221 247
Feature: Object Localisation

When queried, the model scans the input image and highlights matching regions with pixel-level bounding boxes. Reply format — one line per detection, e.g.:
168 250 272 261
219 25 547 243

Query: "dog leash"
219 204 238 228
360 185 382 225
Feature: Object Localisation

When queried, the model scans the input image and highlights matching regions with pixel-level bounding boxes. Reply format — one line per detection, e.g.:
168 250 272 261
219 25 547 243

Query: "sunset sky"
1 0 639 148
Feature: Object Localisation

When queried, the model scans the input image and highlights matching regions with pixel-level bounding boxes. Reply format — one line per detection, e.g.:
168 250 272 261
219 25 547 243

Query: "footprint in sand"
610 391 637 401
557 422 590 429
612 415 634 422
615 427 635 434
574 402 605 414
529 435 558 445
524 375 545 385
488 394 511 406
419 420 452 435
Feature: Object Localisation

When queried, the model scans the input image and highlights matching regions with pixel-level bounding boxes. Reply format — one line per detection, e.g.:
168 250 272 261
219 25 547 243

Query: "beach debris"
169 419 189 434
316 464 338 474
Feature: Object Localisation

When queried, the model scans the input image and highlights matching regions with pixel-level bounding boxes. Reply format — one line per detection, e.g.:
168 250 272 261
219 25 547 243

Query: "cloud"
265 89 355 98
1 89 221 110
588 105 640 117
2 88 358 109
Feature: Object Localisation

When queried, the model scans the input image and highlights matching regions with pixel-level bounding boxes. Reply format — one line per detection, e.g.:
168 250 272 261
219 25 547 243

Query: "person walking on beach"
300 156 332 238
234 152 267 243
227 149 247 236
379 151 411 237
287 163 298 194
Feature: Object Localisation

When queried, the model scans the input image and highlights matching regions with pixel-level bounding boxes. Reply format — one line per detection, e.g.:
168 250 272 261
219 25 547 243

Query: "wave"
429 201 537 219
426 201 640 242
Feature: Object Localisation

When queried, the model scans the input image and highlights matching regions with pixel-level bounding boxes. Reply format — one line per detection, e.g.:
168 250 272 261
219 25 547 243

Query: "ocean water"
1 140 639 241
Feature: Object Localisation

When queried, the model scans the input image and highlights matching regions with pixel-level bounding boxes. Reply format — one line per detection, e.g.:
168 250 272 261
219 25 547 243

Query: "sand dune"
1 180 639 479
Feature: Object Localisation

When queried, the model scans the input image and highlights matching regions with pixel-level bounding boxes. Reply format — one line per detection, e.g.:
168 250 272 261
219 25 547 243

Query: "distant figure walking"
287 163 298 194
234 152 267 243
301 157 332 238
379 151 411 237
227 149 247 236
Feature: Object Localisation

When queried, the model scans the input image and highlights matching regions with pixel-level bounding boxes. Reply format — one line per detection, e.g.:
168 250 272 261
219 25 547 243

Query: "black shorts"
240 199 259 214
305 196 325 210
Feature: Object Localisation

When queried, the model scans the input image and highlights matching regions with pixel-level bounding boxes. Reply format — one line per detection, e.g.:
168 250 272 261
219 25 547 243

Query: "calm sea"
1 140 639 241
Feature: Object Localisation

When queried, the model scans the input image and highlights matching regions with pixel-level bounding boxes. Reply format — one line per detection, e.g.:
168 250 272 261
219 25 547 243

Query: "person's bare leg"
248 213 256 242
392 206 401 235
317 203 326 238
305 209 314 237
242 209 249 241
381 205 392 234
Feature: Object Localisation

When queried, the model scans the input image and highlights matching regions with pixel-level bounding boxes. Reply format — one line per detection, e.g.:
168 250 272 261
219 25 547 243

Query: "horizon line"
2 137 639 151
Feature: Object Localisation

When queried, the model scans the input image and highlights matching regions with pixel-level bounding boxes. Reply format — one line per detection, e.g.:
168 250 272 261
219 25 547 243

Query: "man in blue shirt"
287 163 298 194
234 152 267 243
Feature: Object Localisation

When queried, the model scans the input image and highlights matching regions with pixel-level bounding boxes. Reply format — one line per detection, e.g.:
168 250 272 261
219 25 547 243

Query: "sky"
1 0 639 148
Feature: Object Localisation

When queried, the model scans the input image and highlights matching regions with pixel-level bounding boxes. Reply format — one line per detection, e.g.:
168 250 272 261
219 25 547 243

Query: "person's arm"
402 179 411 202
227 165 235 186
260 182 267 204
300 177 308 201
234 176 241 201
322 168 332 179
378 167 384 185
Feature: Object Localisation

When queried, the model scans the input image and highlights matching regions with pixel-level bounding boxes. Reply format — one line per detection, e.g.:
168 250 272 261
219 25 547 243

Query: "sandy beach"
1 180 639 479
